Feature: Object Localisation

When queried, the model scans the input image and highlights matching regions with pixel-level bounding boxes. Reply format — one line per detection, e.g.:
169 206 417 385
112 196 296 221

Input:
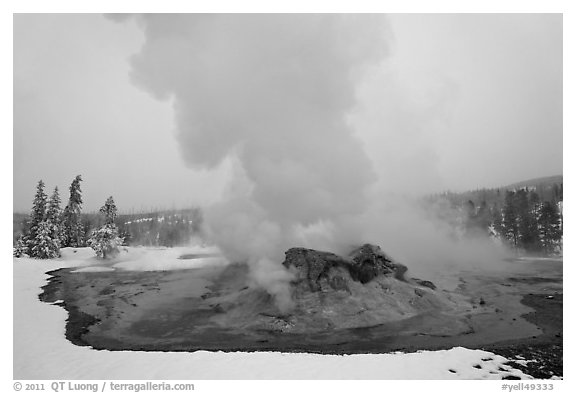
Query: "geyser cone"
203 244 473 336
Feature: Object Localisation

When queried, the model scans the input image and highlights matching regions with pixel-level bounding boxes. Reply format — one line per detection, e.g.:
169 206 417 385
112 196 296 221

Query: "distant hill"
424 174 562 255
505 175 562 190
424 174 562 220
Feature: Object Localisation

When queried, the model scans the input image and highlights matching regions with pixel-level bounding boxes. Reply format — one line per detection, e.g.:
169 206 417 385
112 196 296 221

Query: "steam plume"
123 14 390 310
119 14 511 310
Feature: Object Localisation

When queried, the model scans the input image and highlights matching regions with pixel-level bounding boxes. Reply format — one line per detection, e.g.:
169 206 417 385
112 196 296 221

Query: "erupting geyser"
115 14 512 310
120 14 391 308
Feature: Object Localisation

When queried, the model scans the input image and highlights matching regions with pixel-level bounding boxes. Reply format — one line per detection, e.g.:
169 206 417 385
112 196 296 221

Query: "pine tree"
100 196 118 225
529 189 541 208
13 235 28 257
30 221 61 259
62 175 84 247
81 215 94 245
491 203 504 238
89 196 123 259
26 180 48 257
502 190 519 246
24 182 62 259
46 187 62 222
119 225 131 246
538 201 562 254
517 189 540 252
44 187 62 257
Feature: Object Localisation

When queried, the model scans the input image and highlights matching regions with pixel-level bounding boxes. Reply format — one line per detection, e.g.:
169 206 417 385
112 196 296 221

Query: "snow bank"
70 266 116 273
111 246 228 271
515 257 563 262
112 256 228 271
60 247 100 262
13 250 532 380
62 246 229 273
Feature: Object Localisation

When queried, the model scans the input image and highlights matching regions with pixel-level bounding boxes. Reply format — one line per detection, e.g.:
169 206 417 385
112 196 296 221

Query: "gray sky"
13 14 562 213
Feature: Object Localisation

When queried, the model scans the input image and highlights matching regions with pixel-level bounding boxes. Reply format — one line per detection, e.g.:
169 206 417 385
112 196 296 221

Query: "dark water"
38 259 562 355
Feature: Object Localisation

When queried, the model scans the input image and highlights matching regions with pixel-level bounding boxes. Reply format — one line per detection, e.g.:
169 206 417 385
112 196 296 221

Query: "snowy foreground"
14 247 532 380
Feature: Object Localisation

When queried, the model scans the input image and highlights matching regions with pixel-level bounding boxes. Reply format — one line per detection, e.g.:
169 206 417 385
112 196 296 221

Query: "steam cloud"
120 14 389 310
120 14 510 310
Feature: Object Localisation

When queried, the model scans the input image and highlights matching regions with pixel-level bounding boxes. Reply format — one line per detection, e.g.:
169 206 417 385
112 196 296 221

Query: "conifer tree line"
115 209 202 247
14 175 123 259
427 181 563 254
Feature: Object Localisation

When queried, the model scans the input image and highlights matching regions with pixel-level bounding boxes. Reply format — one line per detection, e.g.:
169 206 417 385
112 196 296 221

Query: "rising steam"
119 14 389 310
117 14 509 310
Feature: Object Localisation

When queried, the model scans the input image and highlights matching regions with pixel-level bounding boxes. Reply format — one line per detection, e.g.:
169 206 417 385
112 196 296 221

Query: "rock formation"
283 243 408 291
204 243 472 336
261 244 470 334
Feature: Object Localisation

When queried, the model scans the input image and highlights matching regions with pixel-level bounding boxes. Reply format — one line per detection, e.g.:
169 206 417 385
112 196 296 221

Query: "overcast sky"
13 14 562 213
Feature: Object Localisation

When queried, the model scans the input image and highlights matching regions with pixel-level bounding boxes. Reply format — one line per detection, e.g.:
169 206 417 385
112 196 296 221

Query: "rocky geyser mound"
207 243 471 335
283 243 408 292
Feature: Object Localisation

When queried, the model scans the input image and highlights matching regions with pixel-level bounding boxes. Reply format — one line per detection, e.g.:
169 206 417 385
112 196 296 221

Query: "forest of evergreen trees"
14 176 126 259
13 175 203 259
14 175 562 258
425 177 563 255
116 209 202 247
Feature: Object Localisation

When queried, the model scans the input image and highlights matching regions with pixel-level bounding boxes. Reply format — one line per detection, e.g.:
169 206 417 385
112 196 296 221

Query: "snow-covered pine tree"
44 187 63 257
13 235 28 258
26 180 48 257
30 221 61 259
46 187 62 222
62 175 84 247
89 196 123 259
100 196 118 225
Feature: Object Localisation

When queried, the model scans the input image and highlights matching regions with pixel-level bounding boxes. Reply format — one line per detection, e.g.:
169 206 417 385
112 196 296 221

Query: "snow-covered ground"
514 256 563 262
63 245 228 272
13 247 532 380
